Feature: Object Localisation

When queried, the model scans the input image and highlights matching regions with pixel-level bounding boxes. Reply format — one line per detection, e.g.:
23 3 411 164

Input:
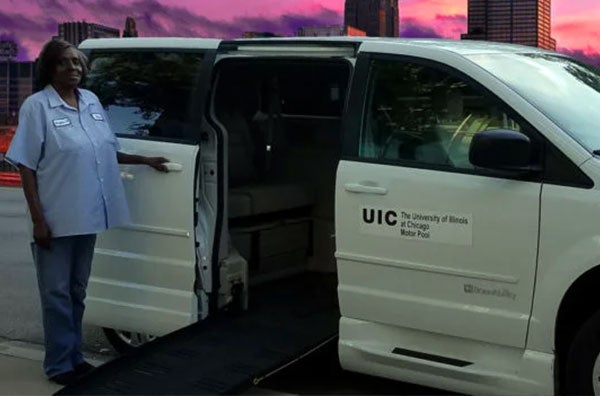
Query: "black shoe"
74 361 95 376
49 370 78 386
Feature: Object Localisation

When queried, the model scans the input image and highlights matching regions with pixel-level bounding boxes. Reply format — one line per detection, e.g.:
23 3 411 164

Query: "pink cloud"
1 0 598 66
554 16 600 52
433 14 468 39
177 0 343 18
402 0 467 22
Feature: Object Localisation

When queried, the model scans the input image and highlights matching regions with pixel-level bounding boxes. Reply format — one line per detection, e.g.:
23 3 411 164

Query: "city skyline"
462 0 556 50
345 0 399 37
0 0 598 66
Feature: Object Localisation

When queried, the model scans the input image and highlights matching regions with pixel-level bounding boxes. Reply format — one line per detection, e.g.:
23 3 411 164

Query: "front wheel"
102 328 157 354
564 311 600 395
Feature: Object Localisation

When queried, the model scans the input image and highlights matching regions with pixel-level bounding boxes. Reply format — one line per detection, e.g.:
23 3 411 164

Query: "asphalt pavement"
0 337 447 396
0 186 447 395
0 186 114 356
0 186 116 395
0 339 288 395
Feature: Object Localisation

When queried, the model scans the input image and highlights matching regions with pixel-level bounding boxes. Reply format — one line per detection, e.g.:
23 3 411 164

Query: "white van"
78 37 600 395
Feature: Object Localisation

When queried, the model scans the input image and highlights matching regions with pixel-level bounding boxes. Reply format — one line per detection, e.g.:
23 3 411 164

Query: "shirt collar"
45 85 91 110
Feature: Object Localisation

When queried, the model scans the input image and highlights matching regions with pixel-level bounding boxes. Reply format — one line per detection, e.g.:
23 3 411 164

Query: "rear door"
336 43 543 356
80 41 220 336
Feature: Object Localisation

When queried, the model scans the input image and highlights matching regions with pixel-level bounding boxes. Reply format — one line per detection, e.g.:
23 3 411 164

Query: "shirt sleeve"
5 100 45 171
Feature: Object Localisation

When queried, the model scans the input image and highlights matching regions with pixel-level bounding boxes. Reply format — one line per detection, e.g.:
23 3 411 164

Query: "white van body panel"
76 37 600 394
527 157 599 353
336 160 540 345
80 38 222 336
336 40 595 394
195 120 219 295
80 37 221 51
86 139 200 336
339 317 554 396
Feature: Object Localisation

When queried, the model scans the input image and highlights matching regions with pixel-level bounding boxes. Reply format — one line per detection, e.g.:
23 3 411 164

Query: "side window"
360 59 525 170
85 52 204 141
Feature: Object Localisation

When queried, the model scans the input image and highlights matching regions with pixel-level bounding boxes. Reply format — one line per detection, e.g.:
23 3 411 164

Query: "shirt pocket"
50 120 85 153
88 111 118 148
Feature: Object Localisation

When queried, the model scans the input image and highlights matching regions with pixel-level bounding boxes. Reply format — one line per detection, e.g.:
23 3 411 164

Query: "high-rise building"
344 0 399 37
123 17 139 37
58 22 120 47
0 59 34 125
296 25 367 37
462 0 556 50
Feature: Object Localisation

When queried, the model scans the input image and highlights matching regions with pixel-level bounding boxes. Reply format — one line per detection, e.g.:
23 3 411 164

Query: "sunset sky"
1 0 598 66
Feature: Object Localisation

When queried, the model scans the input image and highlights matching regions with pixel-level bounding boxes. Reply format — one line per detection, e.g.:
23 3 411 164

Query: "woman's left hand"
145 157 169 172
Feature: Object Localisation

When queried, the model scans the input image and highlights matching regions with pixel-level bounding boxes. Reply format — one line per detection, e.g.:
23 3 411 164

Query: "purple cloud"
137 1 340 38
434 14 467 38
400 18 443 38
559 48 600 68
70 0 340 38
232 8 341 37
2 0 344 61
435 14 467 24
0 33 31 61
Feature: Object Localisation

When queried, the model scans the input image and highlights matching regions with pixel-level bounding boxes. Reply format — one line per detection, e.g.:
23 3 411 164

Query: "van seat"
220 99 315 219
229 183 315 219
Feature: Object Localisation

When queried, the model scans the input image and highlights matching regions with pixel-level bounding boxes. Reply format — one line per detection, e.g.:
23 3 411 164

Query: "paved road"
0 187 115 359
0 186 445 394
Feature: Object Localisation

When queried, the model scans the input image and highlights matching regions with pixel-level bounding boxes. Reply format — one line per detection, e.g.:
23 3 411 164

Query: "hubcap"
115 331 156 348
593 353 600 395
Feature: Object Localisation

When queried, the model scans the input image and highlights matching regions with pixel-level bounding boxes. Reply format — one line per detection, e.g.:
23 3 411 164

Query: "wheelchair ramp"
56 273 339 395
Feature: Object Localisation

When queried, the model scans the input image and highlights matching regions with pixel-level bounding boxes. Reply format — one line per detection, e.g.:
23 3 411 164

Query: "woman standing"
6 39 168 385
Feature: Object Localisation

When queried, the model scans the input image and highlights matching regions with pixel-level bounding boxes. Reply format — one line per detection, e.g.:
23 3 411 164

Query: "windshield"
468 53 600 152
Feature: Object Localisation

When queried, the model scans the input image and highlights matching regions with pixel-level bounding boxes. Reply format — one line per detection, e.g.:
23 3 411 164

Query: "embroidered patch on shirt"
52 118 71 127
91 113 105 121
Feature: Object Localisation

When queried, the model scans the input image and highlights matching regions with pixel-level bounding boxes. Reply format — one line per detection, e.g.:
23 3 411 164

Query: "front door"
336 51 542 351
80 43 219 336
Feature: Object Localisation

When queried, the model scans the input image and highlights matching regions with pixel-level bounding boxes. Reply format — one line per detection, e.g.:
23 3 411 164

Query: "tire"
564 310 600 395
102 327 157 354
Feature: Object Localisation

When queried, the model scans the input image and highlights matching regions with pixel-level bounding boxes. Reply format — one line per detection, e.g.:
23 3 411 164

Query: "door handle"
120 171 134 181
344 183 388 195
164 162 183 172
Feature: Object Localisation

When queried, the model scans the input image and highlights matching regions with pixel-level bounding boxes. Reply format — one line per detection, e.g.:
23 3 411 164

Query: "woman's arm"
19 166 52 249
116 152 169 172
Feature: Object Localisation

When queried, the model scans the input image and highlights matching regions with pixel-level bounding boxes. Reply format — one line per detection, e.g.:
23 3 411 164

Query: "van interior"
212 58 352 294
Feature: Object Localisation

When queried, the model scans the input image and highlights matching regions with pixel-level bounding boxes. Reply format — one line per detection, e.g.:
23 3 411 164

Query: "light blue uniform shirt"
6 85 130 238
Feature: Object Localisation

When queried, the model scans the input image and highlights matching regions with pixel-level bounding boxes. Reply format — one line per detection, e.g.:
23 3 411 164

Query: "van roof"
79 37 552 57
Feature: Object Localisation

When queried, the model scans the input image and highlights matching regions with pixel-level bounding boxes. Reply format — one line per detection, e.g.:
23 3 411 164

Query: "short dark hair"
36 39 88 88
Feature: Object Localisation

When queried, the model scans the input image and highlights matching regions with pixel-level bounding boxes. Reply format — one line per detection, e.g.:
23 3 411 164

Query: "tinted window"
85 51 204 140
360 59 525 170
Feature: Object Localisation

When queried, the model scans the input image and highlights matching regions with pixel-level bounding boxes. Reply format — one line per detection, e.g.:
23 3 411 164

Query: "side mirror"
469 129 532 171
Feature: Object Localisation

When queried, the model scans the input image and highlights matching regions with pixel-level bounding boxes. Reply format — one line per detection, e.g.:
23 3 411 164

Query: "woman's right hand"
33 220 52 250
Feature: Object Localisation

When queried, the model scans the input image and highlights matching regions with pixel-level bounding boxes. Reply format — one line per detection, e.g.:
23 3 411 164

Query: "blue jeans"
32 234 97 377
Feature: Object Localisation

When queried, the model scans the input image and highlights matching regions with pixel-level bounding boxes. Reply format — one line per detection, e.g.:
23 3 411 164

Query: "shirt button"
100 178 104 182
97 160 101 165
